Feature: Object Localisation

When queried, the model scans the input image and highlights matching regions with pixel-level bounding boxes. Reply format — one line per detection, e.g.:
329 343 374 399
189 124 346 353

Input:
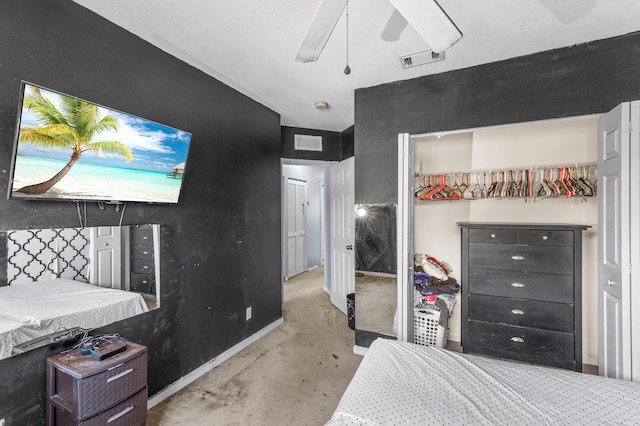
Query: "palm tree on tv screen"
16 86 133 195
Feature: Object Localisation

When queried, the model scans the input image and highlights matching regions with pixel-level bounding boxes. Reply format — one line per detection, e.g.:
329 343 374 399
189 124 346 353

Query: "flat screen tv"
7 82 192 204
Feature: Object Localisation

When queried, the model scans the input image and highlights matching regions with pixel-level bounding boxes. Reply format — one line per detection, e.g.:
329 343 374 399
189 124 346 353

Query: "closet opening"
398 114 601 367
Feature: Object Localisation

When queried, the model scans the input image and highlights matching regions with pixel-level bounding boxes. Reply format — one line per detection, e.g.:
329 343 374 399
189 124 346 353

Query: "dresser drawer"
54 352 147 420
130 272 155 294
517 229 574 246
130 244 154 260
468 270 574 303
468 294 574 332
467 321 575 369
130 229 153 246
468 243 574 274
468 228 517 244
132 258 154 274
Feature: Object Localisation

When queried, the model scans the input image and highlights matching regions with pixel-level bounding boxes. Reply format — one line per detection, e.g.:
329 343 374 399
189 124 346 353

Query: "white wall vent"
294 134 323 151
399 49 445 69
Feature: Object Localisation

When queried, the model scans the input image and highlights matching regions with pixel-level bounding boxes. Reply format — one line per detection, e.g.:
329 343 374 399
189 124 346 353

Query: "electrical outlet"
246 306 252 320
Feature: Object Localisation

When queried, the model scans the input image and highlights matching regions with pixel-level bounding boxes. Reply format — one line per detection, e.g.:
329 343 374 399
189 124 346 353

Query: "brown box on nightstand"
46 340 147 425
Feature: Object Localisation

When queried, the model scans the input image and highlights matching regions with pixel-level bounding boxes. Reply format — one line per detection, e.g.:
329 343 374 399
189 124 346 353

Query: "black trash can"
347 293 355 330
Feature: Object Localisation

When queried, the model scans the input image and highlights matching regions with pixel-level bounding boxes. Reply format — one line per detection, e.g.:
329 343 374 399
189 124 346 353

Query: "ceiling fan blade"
380 9 408 42
296 0 348 63
388 0 462 52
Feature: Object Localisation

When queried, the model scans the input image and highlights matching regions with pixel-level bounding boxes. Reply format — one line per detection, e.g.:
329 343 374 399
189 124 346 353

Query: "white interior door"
330 157 355 314
598 102 634 379
287 179 307 278
90 226 123 288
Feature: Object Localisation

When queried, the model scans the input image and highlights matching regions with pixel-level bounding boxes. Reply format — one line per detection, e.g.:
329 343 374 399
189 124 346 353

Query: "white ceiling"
73 0 640 132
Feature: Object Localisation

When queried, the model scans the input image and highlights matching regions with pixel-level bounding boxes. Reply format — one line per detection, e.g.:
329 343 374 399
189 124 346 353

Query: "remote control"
90 341 126 360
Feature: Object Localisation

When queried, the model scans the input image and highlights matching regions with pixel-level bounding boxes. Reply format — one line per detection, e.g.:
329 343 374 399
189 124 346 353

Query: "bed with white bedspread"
327 338 640 425
0 278 148 359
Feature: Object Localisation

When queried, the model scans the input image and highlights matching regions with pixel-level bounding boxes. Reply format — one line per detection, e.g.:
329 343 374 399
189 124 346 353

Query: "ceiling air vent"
294 134 323 151
399 49 445 69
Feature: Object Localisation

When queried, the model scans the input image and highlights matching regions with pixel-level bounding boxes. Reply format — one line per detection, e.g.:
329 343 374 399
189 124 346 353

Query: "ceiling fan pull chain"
344 0 351 75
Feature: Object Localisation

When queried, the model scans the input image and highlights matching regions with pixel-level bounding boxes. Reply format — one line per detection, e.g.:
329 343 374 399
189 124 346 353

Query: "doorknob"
607 279 615 286
346 245 353 250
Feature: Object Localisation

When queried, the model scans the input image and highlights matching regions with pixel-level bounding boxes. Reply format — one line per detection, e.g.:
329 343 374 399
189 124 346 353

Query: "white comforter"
0 278 148 359
327 339 640 425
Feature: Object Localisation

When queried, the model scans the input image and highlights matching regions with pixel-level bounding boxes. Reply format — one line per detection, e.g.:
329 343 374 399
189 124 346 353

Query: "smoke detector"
399 49 445 69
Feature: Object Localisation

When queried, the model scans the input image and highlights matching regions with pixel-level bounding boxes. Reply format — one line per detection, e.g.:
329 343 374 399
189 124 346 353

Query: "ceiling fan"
295 0 463 63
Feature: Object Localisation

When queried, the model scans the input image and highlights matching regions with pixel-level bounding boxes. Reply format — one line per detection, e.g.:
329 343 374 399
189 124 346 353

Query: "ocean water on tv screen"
11 156 183 203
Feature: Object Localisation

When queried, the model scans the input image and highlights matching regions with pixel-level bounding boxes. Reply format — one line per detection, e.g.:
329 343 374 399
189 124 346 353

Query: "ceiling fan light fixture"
315 101 330 109
387 0 462 52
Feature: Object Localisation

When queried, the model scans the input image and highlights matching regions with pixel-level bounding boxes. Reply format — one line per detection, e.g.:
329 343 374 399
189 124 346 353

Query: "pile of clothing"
413 253 460 315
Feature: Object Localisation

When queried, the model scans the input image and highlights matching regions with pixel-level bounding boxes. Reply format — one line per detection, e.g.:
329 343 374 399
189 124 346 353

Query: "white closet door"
287 179 307 278
598 101 640 380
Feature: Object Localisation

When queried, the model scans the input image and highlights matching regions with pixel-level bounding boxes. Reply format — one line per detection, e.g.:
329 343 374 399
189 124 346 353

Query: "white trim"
307 264 320 271
147 318 284 410
353 345 368 356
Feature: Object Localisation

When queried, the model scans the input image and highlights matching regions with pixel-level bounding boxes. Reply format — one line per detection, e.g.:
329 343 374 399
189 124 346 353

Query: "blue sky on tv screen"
16 84 191 173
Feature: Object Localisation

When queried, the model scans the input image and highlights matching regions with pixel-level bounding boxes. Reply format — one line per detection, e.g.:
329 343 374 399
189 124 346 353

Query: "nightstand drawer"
468 228 517 244
468 294 574 332
468 243 573 274
80 387 147 426
467 321 575 368
468 270 574 303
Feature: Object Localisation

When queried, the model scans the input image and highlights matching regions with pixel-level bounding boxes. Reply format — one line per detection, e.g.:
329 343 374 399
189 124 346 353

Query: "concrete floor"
147 267 362 425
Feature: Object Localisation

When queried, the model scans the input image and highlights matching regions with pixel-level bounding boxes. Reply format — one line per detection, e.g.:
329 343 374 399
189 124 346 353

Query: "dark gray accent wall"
282 126 354 161
355 31 640 204
0 1 281 424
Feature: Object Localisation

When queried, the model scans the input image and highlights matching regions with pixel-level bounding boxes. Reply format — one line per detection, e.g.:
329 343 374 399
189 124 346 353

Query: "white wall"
413 116 599 365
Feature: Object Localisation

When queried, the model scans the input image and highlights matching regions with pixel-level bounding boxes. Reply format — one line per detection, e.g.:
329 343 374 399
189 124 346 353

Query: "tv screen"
8 82 191 204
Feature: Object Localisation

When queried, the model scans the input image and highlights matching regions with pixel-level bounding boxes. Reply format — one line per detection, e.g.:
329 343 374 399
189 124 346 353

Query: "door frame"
397 114 603 352
281 159 337 307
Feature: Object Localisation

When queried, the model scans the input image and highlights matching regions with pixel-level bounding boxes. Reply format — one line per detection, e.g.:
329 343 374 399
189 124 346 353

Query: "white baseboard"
353 345 368 356
147 317 284 409
307 265 319 271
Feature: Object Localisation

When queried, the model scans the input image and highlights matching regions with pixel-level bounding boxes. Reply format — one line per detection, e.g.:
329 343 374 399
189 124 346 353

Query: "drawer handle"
511 337 525 343
107 368 133 383
490 233 497 238
511 282 525 288
142 251 149 255
510 309 525 315
108 405 134 423
511 255 525 261
542 235 549 241
107 363 124 372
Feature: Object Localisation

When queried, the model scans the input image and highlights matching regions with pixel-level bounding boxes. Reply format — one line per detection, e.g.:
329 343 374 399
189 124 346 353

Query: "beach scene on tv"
10 83 191 204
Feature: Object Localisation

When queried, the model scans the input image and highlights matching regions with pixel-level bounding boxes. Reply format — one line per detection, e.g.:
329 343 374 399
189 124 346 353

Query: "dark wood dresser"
46 340 147 425
458 222 589 371
129 224 156 298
